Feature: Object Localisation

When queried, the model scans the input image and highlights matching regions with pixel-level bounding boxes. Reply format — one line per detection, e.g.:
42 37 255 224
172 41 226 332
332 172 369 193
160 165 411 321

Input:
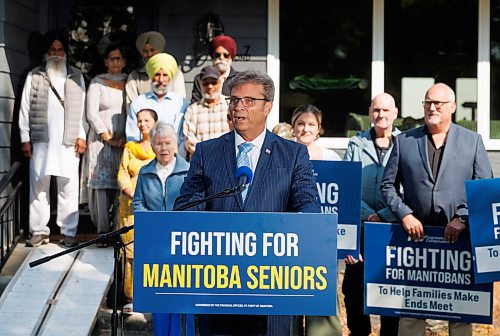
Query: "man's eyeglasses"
422 101 452 109
226 97 269 107
214 52 231 59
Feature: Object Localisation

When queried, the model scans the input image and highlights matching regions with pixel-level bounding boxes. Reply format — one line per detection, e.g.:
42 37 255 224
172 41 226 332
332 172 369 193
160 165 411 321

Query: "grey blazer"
380 123 493 226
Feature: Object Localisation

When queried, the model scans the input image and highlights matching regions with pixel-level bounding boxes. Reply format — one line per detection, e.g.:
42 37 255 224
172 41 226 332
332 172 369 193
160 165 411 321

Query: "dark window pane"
280 1 372 137
386 1 477 132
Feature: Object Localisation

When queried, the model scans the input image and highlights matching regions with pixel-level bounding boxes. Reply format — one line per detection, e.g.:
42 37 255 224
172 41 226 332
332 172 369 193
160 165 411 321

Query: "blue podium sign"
133 211 338 316
312 160 361 259
465 178 500 283
364 223 492 324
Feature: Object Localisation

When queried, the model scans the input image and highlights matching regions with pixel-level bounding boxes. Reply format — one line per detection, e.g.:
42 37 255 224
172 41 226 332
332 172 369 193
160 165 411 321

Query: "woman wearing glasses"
80 44 127 236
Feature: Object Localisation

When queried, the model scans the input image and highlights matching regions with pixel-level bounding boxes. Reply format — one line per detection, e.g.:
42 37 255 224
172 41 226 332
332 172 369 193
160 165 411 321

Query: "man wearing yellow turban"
125 31 186 105
145 53 178 81
126 53 189 159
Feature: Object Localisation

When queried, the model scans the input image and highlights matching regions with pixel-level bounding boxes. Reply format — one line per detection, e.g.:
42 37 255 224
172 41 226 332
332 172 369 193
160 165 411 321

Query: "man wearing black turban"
19 29 87 248
42 29 69 54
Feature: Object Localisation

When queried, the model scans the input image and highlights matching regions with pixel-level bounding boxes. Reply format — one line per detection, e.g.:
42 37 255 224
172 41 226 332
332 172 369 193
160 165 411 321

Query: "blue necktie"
236 142 253 202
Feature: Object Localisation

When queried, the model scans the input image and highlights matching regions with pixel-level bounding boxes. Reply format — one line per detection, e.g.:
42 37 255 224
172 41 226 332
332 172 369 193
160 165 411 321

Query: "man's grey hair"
149 121 178 144
228 70 275 102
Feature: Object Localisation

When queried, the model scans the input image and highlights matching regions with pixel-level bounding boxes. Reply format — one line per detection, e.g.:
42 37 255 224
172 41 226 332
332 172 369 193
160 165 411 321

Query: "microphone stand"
29 225 134 336
174 182 245 211
28 181 246 334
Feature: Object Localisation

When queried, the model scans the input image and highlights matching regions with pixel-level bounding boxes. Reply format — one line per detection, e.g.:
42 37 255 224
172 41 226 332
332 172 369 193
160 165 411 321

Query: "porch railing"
0 161 22 272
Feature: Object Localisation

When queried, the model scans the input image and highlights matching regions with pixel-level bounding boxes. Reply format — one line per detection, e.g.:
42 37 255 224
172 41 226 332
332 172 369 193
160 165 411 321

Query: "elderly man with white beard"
191 35 240 103
19 29 87 248
126 52 189 159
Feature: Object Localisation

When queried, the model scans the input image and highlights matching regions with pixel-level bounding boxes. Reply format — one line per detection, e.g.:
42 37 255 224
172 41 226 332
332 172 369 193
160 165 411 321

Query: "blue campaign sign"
465 178 500 283
312 160 361 259
364 223 493 324
133 211 338 316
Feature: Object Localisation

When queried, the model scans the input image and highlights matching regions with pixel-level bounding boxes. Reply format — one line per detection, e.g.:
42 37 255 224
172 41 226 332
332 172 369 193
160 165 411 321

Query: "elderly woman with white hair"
133 121 193 335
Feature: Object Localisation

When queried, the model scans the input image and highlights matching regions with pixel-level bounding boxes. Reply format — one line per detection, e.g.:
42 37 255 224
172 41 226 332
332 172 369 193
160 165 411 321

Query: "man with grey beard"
191 35 240 103
183 65 230 160
126 31 186 106
19 29 86 248
126 52 189 158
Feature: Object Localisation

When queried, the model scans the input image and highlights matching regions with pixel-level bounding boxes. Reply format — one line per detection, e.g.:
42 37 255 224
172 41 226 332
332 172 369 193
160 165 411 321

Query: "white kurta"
19 69 86 237
19 72 86 179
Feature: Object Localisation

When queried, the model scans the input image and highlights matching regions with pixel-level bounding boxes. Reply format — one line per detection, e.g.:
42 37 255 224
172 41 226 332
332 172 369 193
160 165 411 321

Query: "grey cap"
200 66 221 81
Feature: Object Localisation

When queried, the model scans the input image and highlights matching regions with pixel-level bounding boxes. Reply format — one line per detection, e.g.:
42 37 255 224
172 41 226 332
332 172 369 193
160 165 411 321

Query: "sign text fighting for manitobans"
364 223 492 324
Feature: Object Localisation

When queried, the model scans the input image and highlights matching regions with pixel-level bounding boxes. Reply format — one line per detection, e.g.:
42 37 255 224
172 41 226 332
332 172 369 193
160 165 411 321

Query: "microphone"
235 166 253 190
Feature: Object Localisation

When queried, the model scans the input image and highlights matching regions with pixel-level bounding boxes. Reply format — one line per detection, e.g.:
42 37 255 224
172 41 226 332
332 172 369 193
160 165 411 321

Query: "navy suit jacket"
381 123 493 226
174 130 320 335
174 130 320 213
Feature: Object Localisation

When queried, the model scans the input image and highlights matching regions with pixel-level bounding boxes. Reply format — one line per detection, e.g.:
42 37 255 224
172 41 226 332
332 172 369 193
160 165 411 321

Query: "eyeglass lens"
215 52 230 58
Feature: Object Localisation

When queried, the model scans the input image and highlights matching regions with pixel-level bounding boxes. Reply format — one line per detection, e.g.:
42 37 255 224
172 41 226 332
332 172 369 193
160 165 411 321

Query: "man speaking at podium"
174 70 320 335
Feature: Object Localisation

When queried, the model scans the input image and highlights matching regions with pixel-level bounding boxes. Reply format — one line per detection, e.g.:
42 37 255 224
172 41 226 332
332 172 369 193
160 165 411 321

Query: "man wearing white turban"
126 53 189 159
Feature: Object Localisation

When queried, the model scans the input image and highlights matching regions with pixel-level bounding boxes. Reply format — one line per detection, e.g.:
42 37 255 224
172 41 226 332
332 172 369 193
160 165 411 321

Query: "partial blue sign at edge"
364 223 493 324
312 160 361 259
465 178 500 283
133 211 338 316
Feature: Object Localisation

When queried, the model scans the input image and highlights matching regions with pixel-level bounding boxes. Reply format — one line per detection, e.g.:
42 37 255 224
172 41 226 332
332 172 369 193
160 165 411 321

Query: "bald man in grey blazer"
381 83 493 336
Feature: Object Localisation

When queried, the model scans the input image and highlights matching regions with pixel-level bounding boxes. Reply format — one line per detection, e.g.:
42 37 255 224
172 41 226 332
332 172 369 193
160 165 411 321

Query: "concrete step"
0 237 154 335
0 243 114 335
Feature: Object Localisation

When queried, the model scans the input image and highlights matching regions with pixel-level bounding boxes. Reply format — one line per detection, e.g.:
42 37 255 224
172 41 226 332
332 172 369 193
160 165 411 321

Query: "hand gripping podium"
133 211 338 316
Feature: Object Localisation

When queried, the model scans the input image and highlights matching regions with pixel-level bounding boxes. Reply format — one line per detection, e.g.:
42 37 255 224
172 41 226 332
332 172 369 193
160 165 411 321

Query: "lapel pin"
265 148 271 154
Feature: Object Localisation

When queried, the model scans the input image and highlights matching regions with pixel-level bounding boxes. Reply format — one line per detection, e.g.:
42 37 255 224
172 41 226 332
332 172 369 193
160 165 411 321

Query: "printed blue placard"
133 211 338 315
364 223 492 324
465 178 500 283
312 160 361 259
